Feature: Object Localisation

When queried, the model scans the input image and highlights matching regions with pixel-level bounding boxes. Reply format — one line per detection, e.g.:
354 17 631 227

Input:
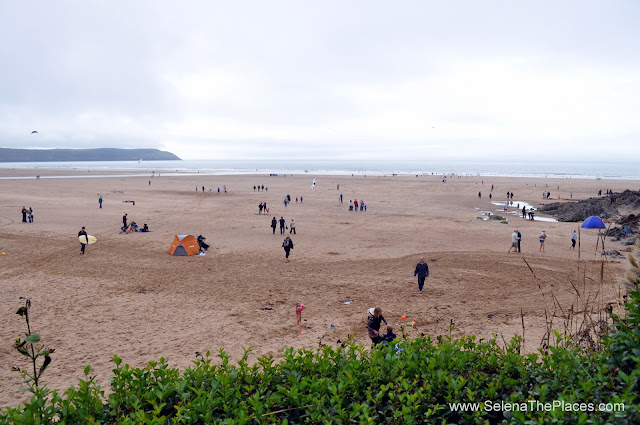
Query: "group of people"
120 213 148 233
258 202 269 214
542 191 552 199
283 194 302 207
197 185 227 193
253 185 268 191
507 229 547 252
21 206 34 223
348 199 366 211
272 216 296 235
520 206 536 220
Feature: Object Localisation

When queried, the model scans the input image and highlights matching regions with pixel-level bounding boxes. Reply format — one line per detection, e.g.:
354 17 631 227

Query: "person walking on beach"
290 219 296 234
78 226 88 255
99 196 103 208
478 191 481 198
28 207 34 223
279 217 286 234
571 230 577 249
340 193 343 203
517 229 522 253
509 230 519 253
354 200 358 211
414 257 430 293
21 206 27 223
271 217 277 234
259 203 263 214
123 214 128 229
366 307 388 346
522 206 526 218
539 230 547 252
253 185 256 191
282 235 294 262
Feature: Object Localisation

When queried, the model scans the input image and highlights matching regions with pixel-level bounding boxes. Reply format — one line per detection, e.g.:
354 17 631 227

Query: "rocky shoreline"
540 190 640 245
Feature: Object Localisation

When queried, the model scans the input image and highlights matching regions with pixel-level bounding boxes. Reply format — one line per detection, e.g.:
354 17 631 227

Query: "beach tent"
168 235 200 256
580 215 610 260
581 216 606 229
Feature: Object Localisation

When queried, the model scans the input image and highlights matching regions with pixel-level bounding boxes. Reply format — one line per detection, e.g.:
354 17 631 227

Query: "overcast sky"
1 1 638 161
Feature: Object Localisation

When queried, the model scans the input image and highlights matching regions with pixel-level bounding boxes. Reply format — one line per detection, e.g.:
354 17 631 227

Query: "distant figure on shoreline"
21 206 27 223
28 207 34 223
99 196 103 208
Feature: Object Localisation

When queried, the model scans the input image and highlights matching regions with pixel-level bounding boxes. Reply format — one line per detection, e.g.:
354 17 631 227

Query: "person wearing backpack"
282 235 294 262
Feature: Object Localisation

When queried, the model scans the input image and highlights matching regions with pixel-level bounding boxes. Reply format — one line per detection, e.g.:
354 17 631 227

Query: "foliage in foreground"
0 288 638 425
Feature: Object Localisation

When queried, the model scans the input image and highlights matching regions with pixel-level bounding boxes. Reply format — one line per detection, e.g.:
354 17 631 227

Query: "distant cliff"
0 148 181 162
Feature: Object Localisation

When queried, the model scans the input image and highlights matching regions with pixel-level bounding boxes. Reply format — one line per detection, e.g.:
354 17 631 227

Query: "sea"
0 160 639 180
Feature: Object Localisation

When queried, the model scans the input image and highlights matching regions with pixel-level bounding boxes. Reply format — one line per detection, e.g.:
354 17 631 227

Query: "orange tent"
168 235 200 256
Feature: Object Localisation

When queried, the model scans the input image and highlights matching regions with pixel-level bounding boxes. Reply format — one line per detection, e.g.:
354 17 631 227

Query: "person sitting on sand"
367 307 388 346
380 326 397 344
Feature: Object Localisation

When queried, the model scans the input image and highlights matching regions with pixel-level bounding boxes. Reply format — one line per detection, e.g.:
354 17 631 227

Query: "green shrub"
2 293 639 424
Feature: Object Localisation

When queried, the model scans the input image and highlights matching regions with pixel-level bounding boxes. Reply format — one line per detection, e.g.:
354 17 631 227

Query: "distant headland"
0 148 181 162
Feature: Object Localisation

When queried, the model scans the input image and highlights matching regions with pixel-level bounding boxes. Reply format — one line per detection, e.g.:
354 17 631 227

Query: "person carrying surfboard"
78 226 88 255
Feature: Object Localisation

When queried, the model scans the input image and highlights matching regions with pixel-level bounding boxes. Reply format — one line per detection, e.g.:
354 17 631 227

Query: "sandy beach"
0 170 635 406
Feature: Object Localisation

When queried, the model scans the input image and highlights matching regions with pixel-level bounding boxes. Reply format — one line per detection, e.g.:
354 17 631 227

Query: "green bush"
2 292 639 424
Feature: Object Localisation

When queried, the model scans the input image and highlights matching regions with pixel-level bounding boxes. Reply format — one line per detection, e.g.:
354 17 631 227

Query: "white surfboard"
78 235 97 245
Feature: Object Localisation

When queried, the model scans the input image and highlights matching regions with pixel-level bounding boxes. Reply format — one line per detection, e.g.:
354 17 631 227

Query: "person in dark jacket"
279 216 286 234
282 235 294 262
380 326 397 345
414 256 430 293
22 206 27 223
78 226 88 255
367 307 388 345
271 217 277 234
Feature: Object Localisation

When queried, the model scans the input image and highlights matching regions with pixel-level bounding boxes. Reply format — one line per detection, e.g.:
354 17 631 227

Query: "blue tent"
581 216 606 229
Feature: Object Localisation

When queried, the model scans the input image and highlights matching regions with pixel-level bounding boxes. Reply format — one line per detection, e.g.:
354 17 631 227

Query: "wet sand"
0 171 634 406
